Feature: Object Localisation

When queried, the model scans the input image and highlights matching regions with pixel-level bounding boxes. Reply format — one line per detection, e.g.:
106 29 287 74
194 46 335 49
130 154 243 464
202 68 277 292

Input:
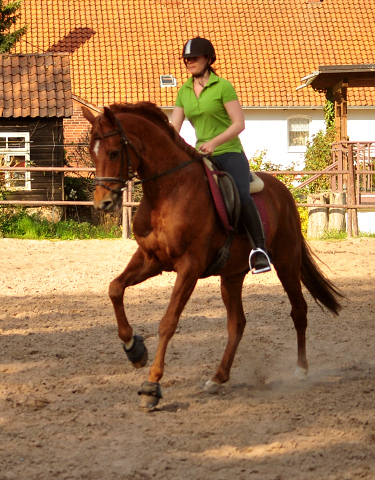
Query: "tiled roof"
11 0 375 108
0 53 73 118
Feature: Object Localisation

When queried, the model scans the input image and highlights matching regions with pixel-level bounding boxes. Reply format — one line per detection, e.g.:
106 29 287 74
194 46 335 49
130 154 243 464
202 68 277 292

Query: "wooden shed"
0 53 73 201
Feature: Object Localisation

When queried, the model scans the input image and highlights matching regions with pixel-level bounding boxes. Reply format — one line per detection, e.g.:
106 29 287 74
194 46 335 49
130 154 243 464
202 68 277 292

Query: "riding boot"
241 198 272 274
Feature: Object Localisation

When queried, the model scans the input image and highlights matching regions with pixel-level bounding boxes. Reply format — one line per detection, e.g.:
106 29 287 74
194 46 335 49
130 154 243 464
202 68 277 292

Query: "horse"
82 101 343 409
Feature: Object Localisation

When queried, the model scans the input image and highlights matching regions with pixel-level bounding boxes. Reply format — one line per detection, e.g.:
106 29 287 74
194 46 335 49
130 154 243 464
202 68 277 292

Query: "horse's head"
82 106 141 212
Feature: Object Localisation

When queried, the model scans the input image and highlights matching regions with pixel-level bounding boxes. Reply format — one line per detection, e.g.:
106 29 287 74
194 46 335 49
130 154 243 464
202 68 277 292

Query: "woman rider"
170 36 271 274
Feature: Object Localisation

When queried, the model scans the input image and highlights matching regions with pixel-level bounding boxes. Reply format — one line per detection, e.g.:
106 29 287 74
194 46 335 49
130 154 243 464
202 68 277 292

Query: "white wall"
164 106 375 232
165 107 326 169
240 109 325 169
346 108 375 141
165 106 375 169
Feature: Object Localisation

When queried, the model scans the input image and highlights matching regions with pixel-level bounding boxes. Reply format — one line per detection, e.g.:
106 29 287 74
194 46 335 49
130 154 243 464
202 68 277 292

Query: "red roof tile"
10 0 375 108
0 53 73 117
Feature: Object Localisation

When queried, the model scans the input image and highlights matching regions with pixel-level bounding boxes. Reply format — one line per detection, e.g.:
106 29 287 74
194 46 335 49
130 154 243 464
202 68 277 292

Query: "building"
0 53 73 201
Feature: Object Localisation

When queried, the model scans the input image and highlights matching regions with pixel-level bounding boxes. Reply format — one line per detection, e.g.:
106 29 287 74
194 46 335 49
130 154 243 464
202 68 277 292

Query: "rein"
94 116 205 190
133 157 203 186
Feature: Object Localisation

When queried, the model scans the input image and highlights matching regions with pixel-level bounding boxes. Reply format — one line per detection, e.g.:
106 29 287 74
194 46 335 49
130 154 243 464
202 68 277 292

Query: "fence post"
127 180 133 238
329 192 346 232
307 193 329 238
122 189 129 239
121 181 133 239
347 145 358 237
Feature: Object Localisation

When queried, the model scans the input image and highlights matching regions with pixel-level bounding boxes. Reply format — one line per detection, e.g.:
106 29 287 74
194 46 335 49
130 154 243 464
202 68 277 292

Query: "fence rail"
0 160 374 238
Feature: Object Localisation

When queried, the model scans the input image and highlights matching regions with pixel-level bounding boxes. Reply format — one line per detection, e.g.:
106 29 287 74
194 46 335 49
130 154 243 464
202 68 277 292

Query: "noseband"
94 117 142 195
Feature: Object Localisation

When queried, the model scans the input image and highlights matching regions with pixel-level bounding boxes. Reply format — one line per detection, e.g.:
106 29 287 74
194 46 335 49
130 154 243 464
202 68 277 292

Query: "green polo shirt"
175 72 244 156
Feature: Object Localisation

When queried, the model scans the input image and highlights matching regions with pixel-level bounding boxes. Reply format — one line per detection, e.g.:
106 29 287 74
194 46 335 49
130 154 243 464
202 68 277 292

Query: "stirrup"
249 248 272 274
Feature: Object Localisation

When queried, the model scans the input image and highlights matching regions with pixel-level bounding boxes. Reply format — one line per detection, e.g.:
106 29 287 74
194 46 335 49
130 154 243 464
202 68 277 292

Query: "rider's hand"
199 139 218 156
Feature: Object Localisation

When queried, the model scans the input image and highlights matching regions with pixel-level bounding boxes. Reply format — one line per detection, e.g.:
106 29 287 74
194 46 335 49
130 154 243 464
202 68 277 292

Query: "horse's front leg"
138 270 198 409
205 272 247 393
109 247 162 368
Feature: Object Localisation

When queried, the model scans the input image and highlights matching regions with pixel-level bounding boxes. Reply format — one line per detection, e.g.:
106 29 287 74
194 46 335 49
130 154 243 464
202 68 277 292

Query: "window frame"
0 132 31 190
287 116 311 153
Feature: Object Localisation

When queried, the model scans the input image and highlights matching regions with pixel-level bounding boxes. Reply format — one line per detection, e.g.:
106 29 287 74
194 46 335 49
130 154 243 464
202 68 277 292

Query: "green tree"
0 0 27 53
302 92 336 194
303 124 336 194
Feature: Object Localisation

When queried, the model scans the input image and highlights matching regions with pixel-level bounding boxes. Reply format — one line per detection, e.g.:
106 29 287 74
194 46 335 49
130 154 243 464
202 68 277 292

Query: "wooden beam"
332 79 343 93
333 79 348 141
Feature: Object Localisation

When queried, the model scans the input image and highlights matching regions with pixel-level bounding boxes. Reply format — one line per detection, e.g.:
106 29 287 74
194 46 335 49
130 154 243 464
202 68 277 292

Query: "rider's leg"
213 152 271 274
240 198 271 273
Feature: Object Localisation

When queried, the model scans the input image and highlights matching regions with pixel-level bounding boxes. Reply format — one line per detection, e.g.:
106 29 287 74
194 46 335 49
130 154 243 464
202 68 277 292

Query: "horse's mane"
109 102 200 159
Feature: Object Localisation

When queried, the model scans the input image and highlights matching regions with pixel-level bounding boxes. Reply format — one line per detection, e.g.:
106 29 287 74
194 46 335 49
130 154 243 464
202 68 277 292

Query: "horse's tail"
300 236 344 316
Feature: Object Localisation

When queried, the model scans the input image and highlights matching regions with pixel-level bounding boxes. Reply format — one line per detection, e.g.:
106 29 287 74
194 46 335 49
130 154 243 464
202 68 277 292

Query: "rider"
170 36 271 274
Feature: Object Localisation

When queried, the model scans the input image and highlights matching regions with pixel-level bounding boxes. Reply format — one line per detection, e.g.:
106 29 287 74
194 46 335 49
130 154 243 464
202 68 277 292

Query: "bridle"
93 115 205 194
94 116 142 195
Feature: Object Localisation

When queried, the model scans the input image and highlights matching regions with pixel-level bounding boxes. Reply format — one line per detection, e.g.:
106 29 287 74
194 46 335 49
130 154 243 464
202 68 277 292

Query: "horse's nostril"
100 200 113 211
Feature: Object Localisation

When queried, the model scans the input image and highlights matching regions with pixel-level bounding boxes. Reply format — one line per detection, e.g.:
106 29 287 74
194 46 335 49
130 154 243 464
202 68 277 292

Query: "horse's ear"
103 106 117 126
81 106 96 125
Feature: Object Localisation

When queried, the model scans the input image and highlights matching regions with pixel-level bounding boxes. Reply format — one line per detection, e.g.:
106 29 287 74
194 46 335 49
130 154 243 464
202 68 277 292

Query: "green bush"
0 208 121 240
303 125 336 194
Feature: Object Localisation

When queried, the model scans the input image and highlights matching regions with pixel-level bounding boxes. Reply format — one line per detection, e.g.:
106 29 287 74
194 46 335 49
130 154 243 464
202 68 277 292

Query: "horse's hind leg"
109 247 162 367
205 272 247 392
274 262 309 378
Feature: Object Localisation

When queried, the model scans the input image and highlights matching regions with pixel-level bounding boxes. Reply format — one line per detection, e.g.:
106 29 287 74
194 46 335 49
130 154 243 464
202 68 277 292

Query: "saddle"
200 156 267 278
202 156 264 235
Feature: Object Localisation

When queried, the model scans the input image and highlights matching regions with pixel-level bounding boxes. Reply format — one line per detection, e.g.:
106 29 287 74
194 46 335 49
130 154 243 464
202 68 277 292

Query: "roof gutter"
161 105 325 110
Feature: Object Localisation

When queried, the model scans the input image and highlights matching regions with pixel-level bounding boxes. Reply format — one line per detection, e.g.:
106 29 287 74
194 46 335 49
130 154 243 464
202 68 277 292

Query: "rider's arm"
199 100 245 155
170 107 185 133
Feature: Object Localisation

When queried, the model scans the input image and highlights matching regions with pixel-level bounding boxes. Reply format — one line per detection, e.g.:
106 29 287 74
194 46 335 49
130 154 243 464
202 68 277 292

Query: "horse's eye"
109 150 120 160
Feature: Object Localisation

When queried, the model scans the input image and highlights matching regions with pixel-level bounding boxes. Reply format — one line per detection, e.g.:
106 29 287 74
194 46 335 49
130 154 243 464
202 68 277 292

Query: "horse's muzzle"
94 191 122 212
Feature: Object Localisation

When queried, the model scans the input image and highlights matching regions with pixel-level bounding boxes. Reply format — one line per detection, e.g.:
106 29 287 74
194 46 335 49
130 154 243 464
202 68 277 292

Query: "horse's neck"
136 125 196 179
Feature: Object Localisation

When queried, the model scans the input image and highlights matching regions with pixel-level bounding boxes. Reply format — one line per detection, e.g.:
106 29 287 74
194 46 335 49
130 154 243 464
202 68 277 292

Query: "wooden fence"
0 147 374 238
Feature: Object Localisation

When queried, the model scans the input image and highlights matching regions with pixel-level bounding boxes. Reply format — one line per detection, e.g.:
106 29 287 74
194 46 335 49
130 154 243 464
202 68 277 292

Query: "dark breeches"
213 152 251 207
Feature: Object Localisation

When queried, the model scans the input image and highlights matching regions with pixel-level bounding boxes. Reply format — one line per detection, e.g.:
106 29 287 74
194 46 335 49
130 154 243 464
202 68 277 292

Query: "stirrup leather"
249 248 272 274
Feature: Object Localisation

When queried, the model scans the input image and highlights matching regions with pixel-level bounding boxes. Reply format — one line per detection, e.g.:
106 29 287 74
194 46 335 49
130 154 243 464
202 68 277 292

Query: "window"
160 75 177 88
0 132 31 190
288 117 310 152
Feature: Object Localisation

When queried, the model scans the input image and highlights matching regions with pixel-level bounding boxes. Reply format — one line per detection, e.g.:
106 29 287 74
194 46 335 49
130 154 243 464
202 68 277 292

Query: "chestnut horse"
82 102 342 409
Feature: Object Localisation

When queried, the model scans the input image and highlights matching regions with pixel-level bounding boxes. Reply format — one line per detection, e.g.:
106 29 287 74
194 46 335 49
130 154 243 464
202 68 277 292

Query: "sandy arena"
0 237 374 480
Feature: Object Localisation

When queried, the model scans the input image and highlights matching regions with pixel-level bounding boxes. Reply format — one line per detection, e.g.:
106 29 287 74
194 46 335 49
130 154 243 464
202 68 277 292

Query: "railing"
0 149 374 238
331 141 375 236
0 166 137 239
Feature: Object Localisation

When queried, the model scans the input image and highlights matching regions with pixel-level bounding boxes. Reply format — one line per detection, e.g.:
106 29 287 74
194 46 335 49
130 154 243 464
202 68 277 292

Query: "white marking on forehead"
93 140 100 156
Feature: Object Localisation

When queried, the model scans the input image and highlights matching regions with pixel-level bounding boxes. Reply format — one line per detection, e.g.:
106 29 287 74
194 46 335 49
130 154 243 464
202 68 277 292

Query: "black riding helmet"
182 37 216 65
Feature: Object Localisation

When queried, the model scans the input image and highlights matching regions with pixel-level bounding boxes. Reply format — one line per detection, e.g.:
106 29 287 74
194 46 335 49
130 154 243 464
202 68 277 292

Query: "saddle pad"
253 192 269 240
250 173 264 193
202 160 233 235
202 157 268 239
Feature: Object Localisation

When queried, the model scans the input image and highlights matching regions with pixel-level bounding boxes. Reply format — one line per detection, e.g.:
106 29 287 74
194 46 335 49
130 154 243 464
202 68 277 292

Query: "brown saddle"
202 157 264 233
200 157 266 278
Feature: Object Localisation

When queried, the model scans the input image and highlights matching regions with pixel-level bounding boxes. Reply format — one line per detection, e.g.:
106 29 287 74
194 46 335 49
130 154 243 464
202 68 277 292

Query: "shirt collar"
186 71 219 89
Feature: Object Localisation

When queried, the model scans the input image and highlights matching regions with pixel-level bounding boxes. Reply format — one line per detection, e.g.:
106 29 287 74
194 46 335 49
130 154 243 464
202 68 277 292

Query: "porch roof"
298 64 375 91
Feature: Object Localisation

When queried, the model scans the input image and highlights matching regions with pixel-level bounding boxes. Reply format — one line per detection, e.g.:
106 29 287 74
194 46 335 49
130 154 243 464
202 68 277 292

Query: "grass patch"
0 209 122 240
314 229 375 241
319 229 348 241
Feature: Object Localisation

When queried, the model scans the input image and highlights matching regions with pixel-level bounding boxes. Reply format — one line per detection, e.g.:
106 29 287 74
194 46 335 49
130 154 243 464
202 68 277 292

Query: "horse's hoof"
294 366 308 380
138 381 162 410
204 379 222 394
139 394 160 410
123 335 148 369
